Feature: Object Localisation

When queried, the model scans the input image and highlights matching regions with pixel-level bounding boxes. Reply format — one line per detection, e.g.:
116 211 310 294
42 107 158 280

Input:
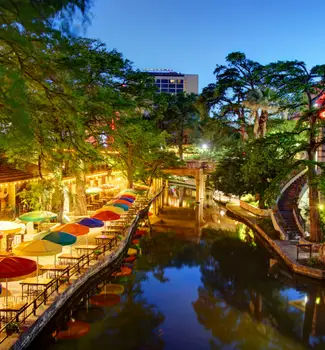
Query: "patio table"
0 302 27 323
40 264 69 278
20 277 54 300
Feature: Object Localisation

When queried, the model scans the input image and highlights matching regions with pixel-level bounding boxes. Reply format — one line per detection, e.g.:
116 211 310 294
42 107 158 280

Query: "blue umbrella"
79 218 104 228
43 231 77 246
119 196 134 203
113 203 129 211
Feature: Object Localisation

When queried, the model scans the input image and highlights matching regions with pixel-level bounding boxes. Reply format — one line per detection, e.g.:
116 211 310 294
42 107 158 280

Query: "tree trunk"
74 172 87 216
127 145 134 188
253 110 259 139
258 110 268 138
308 116 322 242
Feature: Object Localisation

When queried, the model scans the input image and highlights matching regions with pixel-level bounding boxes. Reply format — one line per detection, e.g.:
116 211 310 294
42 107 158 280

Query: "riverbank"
226 203 325 280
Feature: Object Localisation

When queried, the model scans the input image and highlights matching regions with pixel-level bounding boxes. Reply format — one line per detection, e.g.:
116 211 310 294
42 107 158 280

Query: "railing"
0 236 117 344
5 189 164 348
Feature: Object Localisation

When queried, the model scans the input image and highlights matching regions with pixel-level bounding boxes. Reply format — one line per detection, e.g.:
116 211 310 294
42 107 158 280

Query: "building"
146 69 198 94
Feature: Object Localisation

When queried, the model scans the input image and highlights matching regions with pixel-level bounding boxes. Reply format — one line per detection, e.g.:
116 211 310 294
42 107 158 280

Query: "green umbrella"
19 211 57 222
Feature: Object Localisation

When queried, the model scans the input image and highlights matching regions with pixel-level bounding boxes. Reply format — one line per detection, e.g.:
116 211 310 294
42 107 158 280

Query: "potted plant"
6 321 20 336
93 250 102 259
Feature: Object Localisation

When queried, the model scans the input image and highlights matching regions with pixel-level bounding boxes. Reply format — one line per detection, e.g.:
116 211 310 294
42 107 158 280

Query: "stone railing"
239 200 271 217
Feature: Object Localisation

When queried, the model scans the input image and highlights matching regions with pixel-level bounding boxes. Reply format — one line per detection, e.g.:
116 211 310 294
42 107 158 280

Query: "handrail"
1 189 163 346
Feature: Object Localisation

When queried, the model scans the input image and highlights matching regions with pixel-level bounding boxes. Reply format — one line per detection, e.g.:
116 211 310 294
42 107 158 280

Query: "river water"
31 198 325 350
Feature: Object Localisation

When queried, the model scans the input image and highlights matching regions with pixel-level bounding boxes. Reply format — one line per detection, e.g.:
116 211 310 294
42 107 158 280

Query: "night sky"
85 0 325 92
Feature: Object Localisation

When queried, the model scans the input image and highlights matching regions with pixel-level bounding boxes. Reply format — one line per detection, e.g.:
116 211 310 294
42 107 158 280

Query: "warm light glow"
201 143 208 150
220 210 225 216
319 110 325 120
319 204 324 210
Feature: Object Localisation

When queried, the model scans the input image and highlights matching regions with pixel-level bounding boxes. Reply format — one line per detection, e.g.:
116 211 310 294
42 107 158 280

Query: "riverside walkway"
226 203 325 280
0 191 162 350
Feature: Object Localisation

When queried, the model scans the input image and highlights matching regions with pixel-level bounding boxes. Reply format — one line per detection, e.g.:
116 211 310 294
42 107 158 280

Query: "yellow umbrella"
100 206 125 215
13 240 62 280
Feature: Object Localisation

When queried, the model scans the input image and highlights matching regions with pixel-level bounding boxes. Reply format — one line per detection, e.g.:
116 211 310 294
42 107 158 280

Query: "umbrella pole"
6 278 8 309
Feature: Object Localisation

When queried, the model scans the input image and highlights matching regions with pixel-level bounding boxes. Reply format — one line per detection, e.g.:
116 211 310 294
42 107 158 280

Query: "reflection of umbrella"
19 211 57 222
54 223 89 236
13 240 62 278
112 266 132 277
79 218 104 228
73 307 105 323
127 248 137 256
90 293 120 307
85 187 102 195
101 284 125 295
55 320 90 340
43 232 77 246
0 256 37 307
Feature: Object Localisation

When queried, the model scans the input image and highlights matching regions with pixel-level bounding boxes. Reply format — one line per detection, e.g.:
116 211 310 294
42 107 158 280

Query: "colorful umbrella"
79 218 104 228
112 266 132 277
112 203 129 211
43 232 77 246
13 240 62 279
100 206 125 215
0 221 23 235
19 211 57 222
54 223 89 236
0 256 37 307
112 199 132 206
122 192 136 199
119 196 134 203
55 320 90 340
92 210 120 221
90 293 120 307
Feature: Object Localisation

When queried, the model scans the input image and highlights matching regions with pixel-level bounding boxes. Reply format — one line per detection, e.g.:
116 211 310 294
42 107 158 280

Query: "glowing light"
201 143 208 150
220 210 225 216
316 297 321 304
319 204 324 210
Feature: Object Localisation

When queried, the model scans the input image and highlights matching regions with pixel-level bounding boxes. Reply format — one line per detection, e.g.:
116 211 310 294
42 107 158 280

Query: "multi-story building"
146 69 198 94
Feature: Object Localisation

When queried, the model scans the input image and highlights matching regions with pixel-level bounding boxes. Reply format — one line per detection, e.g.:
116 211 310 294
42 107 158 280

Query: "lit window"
169 79 175 83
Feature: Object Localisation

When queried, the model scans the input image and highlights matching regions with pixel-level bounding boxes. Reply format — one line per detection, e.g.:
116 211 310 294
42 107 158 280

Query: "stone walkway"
226 203 325 280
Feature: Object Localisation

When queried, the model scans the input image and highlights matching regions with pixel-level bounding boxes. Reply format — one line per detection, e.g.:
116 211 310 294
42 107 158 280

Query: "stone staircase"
277 172 307 240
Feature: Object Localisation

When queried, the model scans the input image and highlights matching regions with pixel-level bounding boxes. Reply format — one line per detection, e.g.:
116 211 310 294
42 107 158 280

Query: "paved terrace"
0 194 157 349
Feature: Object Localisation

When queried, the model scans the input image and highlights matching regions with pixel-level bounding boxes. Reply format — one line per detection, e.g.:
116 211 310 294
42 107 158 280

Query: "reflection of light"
201 143 208 150
220 210 225 216
217 220 221 224
304 295 308 304
319 204 324 210
316 297 321 304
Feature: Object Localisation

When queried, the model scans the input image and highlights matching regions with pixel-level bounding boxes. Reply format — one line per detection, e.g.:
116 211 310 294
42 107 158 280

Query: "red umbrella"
112 266 132 277
0 256 37 307
121 194 136 200
55 223 89 236
55 320 90 340
92 210 120 221
90 293 120 307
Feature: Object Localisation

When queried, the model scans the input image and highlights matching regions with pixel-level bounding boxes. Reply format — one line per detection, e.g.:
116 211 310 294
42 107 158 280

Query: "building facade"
146 70 198 94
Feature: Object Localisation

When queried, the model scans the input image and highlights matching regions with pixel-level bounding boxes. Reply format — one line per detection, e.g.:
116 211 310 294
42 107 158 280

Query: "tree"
266 60 325 241
106 117 177 188
156 92 200 159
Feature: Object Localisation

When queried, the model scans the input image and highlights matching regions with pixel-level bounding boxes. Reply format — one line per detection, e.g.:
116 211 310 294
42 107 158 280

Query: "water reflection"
32 223 325 349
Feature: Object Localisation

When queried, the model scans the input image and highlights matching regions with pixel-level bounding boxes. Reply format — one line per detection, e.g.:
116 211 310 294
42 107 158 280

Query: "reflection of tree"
197 236 309 349
193 289 304 350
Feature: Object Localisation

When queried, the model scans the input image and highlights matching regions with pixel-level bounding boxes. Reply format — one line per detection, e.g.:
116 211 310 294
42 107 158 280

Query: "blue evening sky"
85 0 325 92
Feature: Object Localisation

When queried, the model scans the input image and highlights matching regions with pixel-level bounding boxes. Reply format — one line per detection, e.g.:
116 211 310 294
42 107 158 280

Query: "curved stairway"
277 172 307 240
